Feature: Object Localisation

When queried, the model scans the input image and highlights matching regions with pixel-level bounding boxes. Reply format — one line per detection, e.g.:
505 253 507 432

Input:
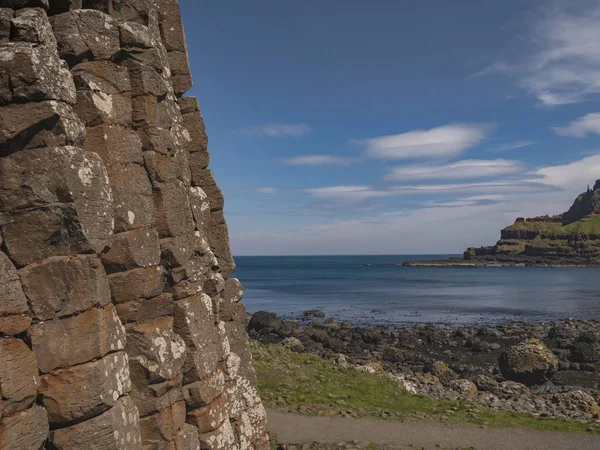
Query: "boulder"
499 338 558 385
280 337 304 352
569 341 600 363
559 390 600 418
248 311 283 336
448 379 478 398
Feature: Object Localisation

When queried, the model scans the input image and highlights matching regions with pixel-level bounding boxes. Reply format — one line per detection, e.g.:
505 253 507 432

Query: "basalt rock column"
0 1 268 449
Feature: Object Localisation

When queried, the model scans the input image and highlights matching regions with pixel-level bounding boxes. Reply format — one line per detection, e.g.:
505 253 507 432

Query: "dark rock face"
0 2 268 449
248 311 284 335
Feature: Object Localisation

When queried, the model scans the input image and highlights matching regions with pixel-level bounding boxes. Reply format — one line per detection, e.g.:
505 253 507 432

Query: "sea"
234 255 600 327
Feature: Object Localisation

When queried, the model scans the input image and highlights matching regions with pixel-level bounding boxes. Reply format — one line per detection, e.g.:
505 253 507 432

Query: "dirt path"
267 409 600 450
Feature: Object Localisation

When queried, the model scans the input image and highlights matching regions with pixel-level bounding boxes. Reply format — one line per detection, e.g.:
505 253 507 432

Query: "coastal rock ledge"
405 180 600 267
0 2 268 449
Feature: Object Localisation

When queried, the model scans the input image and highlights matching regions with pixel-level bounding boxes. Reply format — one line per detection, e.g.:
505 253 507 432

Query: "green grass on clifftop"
558 215 600 235
251 340 600 435
503 221 562 232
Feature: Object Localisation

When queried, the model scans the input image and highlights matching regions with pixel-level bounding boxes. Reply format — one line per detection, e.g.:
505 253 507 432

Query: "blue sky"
180 0 600 255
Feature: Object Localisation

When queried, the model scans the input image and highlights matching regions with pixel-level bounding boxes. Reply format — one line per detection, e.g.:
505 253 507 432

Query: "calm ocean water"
233 255 600 327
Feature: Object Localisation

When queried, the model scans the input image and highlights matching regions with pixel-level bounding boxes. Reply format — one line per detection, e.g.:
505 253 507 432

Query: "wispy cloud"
241 124 311 137
283 155 359 166
479 1 600 106
357 123 491 160
304 185 392 201
490 140 538 152
257 187 279 194
552 112 600 137
531 153 600 187
389 181 556 196
385 159 522 181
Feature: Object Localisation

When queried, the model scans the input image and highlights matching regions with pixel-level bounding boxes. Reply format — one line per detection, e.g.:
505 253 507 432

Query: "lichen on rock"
0 1 268 448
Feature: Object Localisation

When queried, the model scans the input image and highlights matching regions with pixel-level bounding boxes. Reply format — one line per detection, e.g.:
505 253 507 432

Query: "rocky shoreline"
248 311 600 422
402 255 600 267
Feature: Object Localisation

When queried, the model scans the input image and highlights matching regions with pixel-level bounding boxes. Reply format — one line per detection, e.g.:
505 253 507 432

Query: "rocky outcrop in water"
0 2 268 449
406 181 600 266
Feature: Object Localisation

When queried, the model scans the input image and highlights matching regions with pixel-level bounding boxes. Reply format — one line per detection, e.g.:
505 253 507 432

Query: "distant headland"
405 179 600 267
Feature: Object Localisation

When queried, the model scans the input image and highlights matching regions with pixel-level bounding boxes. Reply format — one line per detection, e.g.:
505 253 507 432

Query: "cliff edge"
0 1 268 449
405 180 600 267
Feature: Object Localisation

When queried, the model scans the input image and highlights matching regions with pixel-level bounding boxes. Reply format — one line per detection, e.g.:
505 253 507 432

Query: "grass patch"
252 340 600 435
556 215 600 235
504 221 562 233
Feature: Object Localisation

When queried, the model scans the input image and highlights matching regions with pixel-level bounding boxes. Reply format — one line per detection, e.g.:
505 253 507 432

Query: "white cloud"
385 159 522 181
481 1 600 105
530 153 600 187
242 124 311 137
552 112 600 137
304 185 392 201
357 123 491 160
257 187 278 194
490 140 538 152
284 155 359 166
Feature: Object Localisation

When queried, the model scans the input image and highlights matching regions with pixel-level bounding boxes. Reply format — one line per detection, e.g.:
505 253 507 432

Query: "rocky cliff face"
465 182 600 263
0 1 268 449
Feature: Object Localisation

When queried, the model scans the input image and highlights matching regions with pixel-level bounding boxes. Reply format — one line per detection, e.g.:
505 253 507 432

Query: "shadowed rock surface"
0 1 268 449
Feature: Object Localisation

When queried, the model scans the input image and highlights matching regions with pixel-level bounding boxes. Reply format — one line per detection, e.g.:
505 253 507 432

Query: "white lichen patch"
170 339 186 359
153 336 168 363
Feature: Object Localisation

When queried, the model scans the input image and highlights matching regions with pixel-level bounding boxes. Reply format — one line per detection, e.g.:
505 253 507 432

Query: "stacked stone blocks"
0 1 268 449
